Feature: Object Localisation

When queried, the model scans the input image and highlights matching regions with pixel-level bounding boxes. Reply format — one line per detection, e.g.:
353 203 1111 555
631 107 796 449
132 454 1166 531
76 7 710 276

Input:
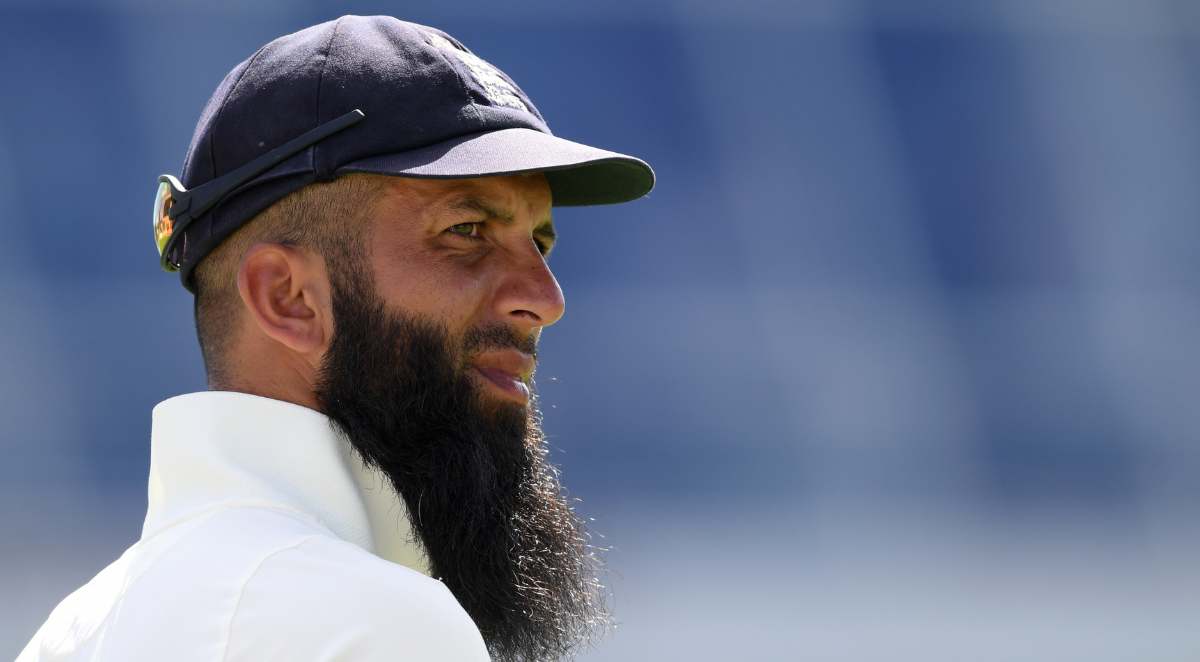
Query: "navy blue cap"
173 15 654 290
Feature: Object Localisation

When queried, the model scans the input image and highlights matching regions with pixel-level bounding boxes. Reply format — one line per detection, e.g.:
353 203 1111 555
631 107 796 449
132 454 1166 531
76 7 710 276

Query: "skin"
224 172 563 412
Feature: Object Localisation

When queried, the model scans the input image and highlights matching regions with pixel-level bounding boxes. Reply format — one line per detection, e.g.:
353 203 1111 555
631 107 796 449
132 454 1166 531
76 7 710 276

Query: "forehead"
375 172 553 222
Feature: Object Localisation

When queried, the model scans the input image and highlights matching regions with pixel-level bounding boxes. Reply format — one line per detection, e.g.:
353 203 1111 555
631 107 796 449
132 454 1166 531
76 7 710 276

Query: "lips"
472 350 534 403
474 366 531 402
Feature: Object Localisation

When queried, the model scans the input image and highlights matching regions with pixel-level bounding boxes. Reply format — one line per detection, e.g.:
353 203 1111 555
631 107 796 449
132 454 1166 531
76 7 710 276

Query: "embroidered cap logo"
427 33 530 113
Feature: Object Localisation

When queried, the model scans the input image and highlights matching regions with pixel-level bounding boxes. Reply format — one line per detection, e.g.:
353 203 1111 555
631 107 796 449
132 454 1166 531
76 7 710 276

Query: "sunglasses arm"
157 109 365 273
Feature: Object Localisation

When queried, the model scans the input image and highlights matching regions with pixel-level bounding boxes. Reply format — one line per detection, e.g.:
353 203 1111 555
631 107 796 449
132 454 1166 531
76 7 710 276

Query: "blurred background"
3 0 1200 659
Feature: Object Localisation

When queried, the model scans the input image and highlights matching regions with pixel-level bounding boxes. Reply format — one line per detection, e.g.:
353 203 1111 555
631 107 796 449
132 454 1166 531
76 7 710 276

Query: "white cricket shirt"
17 391 490 662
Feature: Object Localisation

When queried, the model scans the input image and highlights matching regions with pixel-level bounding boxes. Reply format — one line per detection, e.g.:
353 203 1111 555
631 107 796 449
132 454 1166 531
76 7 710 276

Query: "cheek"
371 246 494 327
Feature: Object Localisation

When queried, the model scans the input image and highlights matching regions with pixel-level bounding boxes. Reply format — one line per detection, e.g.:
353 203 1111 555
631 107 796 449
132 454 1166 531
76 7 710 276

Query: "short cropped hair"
193 174 387 388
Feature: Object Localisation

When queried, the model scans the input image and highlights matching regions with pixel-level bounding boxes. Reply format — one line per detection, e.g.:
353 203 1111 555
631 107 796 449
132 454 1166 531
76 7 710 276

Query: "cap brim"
336 128 654 206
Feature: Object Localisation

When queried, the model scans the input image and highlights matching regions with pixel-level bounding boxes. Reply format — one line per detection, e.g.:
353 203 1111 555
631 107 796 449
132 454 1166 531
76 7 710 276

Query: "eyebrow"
450 197 516 225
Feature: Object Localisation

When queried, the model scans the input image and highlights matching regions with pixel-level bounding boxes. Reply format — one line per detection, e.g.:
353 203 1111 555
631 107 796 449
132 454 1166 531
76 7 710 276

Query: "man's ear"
236 243 333 356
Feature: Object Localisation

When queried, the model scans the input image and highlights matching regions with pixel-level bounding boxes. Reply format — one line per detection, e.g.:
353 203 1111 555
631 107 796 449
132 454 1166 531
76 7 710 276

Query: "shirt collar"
143 391 429 575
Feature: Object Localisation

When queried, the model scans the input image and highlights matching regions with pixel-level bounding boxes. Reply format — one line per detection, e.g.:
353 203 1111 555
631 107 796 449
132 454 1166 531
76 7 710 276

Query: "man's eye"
447 222 478 237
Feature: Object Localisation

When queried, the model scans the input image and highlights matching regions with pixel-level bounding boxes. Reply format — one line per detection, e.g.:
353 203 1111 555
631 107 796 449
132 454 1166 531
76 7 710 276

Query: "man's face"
363 173 563 404
313 172 607 662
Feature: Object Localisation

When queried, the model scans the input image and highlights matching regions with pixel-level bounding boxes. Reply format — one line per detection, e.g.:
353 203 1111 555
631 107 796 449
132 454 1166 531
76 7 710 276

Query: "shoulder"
18 507 487 662
18 507 338 662
224 534 489 662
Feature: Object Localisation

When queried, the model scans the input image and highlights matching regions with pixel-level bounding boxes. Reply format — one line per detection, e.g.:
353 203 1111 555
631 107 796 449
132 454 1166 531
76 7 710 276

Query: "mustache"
458 322 539 362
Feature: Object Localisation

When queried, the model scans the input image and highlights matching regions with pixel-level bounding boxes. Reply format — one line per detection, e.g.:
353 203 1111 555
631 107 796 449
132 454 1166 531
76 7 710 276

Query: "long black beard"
314 267 610 662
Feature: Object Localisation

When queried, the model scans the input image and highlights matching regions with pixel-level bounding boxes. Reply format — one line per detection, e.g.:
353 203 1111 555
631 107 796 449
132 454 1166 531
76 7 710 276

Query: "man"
18 15 652 662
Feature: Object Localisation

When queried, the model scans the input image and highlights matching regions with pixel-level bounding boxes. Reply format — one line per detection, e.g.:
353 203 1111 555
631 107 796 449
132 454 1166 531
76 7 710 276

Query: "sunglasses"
153 109 365 273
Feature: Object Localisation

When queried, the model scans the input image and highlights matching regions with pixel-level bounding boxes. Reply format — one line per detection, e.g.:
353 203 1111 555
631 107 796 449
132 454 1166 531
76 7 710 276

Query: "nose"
492 244 565 331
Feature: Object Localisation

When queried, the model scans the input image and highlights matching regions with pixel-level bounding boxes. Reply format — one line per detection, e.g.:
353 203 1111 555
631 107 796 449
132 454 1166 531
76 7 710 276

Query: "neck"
215 331 325 411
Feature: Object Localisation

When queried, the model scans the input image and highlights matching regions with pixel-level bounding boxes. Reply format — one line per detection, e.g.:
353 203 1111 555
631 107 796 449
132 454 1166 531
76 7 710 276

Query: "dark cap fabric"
174 15 654 291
